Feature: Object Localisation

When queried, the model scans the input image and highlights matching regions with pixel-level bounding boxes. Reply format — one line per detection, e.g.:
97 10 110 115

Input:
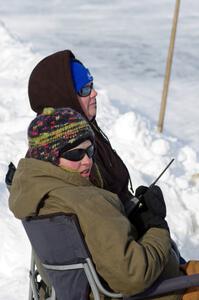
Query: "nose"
81 154 92 165
91 87 97 98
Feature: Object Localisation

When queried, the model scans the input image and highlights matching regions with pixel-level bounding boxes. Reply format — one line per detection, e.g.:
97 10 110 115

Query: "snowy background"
0 1 199 299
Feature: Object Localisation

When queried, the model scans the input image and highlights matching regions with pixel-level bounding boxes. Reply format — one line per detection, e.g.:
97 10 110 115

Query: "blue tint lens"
78 82 93 97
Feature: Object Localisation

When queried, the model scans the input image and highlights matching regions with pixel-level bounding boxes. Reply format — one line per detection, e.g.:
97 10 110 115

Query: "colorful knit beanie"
26 107 95 165
70 60 93 93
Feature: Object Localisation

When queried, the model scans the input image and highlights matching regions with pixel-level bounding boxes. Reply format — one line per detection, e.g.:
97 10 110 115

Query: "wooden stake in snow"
157 0 181 133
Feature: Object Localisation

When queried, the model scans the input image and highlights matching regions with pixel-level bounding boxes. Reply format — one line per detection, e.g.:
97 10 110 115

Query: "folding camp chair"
22 213 199 300
5 162 199 299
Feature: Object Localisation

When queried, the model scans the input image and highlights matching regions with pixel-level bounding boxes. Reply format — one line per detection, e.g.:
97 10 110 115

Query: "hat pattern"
27 107 94 165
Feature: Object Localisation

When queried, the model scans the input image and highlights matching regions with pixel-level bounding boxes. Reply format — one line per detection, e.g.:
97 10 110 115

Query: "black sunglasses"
78 82 93 97
60 144 95 162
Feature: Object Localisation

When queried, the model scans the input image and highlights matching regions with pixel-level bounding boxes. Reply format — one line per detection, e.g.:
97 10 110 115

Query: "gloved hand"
130 185 169 237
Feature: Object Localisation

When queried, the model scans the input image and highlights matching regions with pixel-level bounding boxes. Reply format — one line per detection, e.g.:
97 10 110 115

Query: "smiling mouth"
80 168 91 177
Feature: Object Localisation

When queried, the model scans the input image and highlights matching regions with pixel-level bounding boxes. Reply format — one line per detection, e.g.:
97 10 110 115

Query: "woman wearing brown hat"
9 107 183 300
28 50 134 212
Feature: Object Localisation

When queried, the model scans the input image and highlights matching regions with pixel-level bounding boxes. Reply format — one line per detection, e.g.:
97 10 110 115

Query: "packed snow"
0 1 199 299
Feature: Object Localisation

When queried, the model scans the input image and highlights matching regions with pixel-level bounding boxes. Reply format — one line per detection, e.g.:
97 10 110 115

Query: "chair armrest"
125 274 199 300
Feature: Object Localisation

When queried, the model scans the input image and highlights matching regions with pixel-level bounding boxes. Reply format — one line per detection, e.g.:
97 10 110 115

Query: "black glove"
130 185 169 237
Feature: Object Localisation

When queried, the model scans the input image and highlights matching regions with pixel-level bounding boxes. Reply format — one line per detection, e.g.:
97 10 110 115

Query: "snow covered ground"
0 1 199 299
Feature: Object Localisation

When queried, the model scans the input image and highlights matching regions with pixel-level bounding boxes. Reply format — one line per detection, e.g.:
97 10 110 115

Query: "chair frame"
28 251 56 300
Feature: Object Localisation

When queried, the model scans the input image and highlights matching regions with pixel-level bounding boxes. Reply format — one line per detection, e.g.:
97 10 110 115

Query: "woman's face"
59 140 93 178
77 83 97 121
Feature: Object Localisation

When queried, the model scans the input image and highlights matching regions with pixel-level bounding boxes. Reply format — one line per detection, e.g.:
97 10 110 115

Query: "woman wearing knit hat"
28 50 134 211
9 107 184 300
26 107 95 171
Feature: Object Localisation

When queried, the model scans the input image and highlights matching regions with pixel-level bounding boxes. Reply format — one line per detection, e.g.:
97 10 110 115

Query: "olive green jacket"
9 158 182 299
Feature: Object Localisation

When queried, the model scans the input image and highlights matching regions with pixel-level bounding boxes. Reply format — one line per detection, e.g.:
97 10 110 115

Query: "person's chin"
89 106 97 119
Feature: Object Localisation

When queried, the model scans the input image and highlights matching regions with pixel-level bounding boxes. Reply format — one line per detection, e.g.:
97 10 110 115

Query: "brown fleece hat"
28 50 83 115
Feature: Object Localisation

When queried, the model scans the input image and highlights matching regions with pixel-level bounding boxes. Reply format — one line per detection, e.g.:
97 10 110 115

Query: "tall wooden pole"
157 0 181 133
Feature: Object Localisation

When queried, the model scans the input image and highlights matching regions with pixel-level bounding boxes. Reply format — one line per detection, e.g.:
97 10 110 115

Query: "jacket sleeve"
73 193 172 296
47 188 173 296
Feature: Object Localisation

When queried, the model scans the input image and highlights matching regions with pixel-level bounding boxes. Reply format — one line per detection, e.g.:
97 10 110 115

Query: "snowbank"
0 20 199 300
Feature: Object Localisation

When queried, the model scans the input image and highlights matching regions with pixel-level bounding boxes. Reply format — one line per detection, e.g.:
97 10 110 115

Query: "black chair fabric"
22 213 90 300
22 213 199 300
